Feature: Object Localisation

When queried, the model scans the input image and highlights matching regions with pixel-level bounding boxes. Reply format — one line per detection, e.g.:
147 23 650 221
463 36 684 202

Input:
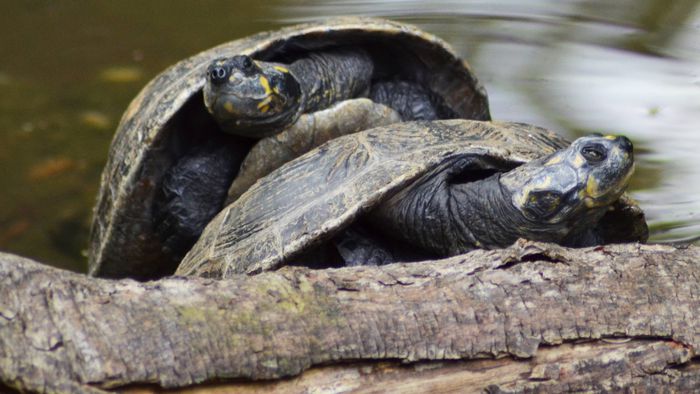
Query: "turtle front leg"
370 80 454 121
154 138 251 265
333 226 397 266
332 224 437 267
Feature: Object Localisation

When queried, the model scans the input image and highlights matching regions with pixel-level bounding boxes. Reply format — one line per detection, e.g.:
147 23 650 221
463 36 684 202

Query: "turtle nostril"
616 136 633 152
208 66 229 85
242 56 253 69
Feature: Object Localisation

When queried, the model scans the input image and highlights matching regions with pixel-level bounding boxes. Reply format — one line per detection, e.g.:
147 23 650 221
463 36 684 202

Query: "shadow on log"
1 240 699 393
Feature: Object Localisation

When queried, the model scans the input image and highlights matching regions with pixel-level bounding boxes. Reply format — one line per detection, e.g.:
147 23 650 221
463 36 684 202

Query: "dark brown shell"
88 17 491 279
175 119 647 279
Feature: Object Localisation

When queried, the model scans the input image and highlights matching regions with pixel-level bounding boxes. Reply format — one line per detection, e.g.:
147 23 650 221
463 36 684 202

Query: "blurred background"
1 0 699 272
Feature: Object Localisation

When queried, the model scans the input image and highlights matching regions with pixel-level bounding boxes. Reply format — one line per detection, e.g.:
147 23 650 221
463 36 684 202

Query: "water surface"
1 0 698 271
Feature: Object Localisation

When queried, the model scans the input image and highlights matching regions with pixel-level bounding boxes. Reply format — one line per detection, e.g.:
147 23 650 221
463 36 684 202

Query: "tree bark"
1 240 699 393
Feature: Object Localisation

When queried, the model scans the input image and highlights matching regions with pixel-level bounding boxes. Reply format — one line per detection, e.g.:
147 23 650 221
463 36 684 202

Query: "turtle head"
501 134 635 226
203 55 303 137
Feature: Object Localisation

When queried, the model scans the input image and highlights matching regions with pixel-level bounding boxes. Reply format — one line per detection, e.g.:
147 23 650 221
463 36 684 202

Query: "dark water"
1 1 699 272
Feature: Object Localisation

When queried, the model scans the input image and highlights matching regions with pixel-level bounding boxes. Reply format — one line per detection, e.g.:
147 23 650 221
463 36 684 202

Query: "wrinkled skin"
160 53 448 261
88 18 494 280
370 80 455 121
368 135 635 261
204 49 374 138
175 120 646 278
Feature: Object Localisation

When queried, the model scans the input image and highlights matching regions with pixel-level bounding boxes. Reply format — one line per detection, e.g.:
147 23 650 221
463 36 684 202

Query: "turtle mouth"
205 75 273 117
582 162 635 208
215 85 282 119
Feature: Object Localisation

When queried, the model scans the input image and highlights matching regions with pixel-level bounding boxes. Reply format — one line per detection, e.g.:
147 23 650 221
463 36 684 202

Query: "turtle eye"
581 144 606 163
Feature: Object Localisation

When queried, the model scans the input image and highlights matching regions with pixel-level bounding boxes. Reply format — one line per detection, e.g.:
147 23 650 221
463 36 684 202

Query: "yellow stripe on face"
604 135 617 140
545 155 563 166
586 175 599 198
583 175 600 208
223 101 236 114
273 65 289 73
257 95 273 113
259 76 273 95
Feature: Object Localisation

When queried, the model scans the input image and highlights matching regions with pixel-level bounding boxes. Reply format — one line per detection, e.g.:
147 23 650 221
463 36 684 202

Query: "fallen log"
1 240 699 393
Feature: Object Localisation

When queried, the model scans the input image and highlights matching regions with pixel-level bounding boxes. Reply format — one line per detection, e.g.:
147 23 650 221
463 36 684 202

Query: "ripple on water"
277 0 700 244
2 1 700 271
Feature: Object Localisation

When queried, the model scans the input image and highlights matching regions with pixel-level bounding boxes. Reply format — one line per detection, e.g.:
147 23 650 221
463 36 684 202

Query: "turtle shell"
175 119 648 279
88 17 491 279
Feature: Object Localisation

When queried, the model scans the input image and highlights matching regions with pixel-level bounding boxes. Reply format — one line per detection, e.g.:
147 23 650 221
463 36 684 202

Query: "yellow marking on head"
584 197 597 208
572 154 586 167
586 175 599 198
259 76 273 95
545 155 563 165
228 75 238 83
604 135 616 140
257 95 273 111
223 101 236 114
273 65 289 73
273 86 280 94
516 176 552 208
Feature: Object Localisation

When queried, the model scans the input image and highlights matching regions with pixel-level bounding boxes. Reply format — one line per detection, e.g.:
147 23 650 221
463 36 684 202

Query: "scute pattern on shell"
176 119 571 278
88 17 491 279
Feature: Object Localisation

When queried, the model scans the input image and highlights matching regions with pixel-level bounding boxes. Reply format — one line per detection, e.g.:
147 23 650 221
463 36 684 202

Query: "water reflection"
0 0 699 271
0 1 283 271
280 0 700 247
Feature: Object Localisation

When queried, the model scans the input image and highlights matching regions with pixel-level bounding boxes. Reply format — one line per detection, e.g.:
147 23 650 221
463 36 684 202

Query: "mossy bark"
1 240 699 393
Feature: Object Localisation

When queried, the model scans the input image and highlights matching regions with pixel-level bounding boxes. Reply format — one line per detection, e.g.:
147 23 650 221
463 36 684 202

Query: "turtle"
88 17 491 280
204 49 453 138
154 99 401 262
175 119 648 278
225 98 401 202
163 26 474 238
205 42 458 203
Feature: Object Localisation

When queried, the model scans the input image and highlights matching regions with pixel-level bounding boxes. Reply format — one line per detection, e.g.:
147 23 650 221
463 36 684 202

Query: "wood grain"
1 240 699 393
